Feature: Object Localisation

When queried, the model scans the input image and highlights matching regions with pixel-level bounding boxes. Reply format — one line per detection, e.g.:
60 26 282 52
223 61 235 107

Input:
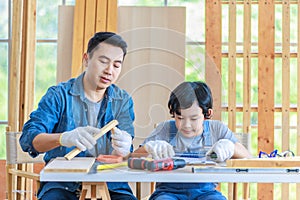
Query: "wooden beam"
57 6 74 83
106 0 117 32
258 0 275 199
95 0 108 32
71 0 86 77
205 0 222 120
83 0 97 53
9 0 23 132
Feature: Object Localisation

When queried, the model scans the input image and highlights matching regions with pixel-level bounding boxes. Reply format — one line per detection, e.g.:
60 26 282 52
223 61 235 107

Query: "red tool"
128 157 186 172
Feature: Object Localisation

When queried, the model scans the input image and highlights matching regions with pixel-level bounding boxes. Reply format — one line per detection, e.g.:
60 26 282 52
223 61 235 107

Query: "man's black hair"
87 32 127 57
168 81 213 119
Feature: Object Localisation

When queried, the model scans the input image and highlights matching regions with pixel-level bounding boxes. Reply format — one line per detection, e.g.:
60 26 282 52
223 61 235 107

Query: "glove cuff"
59 133 64 146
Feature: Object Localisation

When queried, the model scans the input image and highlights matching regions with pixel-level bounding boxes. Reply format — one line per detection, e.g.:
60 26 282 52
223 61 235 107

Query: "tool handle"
128 157 186 171
64 120 119 160
128 157 149 170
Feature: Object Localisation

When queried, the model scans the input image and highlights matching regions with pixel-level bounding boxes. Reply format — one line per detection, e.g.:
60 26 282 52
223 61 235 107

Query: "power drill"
127 157 186 172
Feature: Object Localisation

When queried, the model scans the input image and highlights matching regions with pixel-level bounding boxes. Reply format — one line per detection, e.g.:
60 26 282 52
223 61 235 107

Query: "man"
20 32 137 200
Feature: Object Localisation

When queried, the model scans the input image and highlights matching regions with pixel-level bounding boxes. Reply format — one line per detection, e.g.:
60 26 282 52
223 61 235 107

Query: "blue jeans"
149 190 226 200
40 188 137 200
149 183 226 200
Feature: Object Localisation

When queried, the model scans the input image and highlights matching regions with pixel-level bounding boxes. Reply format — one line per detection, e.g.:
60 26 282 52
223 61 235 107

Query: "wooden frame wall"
71 0 117 78
8 1 37 200
206 0 299 199
8 0 300 199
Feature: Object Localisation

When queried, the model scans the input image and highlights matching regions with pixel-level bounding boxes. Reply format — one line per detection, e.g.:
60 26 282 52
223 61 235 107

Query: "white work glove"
206 139 235 162
111 127 132 157
144 140 175 160
60 126 100 151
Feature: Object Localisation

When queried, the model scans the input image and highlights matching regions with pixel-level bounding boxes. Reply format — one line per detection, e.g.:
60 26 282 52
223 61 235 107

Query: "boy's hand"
206 139 234 162
111 127 132 157
144 140 175 160
60 126 99 151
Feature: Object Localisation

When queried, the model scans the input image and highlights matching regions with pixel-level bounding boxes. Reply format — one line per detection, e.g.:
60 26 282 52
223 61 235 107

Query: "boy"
20 32 137 200
132 81 252 200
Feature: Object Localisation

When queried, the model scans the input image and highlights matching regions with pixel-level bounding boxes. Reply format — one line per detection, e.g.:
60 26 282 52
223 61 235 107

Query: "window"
0 0 75 159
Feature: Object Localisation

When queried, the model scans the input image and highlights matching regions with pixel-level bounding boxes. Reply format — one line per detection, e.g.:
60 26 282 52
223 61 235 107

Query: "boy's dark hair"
87 32 127 57
168 81 213 119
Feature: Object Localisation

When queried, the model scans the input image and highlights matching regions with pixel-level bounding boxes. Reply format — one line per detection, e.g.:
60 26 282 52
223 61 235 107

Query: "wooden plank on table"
106 0 117 32
83 0 97 53
281 1 290 199
258 0 275 199
227 157 300 168
57 6 74 84
43 157 95 173
95 0 108 32
205 0 222 121
71 0 86 78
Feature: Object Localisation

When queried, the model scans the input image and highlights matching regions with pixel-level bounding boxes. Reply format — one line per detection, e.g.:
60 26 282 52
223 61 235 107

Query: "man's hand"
144 140 175 160
60 126 100 151
206 139 234 162
111 127 132 157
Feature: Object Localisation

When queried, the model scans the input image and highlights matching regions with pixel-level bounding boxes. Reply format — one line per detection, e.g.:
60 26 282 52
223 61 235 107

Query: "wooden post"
258 1 275 199
243 0 252 198
297 2 300 200
281 1 290 199
205 0 222 121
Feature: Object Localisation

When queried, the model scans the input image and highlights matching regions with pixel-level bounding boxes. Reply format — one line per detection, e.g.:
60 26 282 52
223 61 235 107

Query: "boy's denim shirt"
20 72 135 197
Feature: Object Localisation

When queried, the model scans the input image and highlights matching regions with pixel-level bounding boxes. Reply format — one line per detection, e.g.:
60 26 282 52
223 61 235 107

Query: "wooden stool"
80 182 111 200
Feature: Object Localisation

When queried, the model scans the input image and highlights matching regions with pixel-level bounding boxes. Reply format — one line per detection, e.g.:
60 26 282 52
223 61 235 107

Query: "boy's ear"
206 109 213 119
82 53 88 67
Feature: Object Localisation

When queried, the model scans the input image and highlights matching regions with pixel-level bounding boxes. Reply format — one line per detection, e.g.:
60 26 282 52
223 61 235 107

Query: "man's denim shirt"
20 72 135 198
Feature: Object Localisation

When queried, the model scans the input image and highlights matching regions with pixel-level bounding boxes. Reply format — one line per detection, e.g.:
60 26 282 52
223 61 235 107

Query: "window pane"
118 0 164 6
0 43 8 121
35 43 57 108
168 0 204 42
0 125 7 159
36 0 61 39
185 44 205 81
66 0 75 5
0 0 9 38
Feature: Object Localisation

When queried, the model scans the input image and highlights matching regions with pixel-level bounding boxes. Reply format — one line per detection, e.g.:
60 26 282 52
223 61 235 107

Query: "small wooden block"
96 155 123 163
43 157 95 173
226 157 300 168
